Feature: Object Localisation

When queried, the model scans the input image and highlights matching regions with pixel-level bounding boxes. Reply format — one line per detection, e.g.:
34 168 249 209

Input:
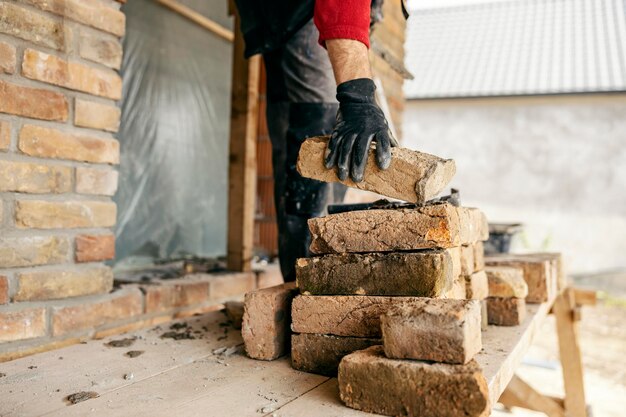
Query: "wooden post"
227 9 261 272
499 375 566 417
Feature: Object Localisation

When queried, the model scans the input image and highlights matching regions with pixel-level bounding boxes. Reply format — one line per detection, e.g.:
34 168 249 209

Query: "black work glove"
325 78 397 183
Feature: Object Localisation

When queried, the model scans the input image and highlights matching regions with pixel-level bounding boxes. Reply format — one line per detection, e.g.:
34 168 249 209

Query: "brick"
338 346 490 417
0 236 70 268
0 120 9 151
445 277 467 299
79 32 123 70
15 266 113 301
460 244 475 275
480 299 488 330
0 160 72 193
381 299 482 364
309 203 489 254
524 252 565 291
74 99 121 132
76 167 118 195
292 295 426 338
15 200 117 229
486 266 528 298
75 234 115 262
0 3 69 51
19 124 119 164
242 282 297 360
208 272 256 300
0 80 68 121
51 289 143 336
465 270 489 300
487 297 526 326
291 333 380 376
22 49 122 100
473 241 485 271
485 255 554 303
0 307 47 342
144 280 209 313
0 41 16 73
0 275 8 304
19 0 126 37
296 250 454 297
297 136 456 204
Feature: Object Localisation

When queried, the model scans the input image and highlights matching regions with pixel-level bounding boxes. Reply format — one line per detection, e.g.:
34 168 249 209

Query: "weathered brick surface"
0 236 70 268
309 203 488 254
444 277 467 299
144 280 209 313
242 282 297 360
79 33 123 70
291 333 380 376
51 289 143 336
338 346 490 417
74 99 121 132
15 266 113 301
485 255 554 303
486 266 528 298
381 299 482 364
473 241 485 271
296 250 454 297
465 270 489 300
208 272 256 300
297 136 456 204
524 252 565 291
75 234 115 262
22 49 122 100
0 120 9 151
20 0 126 37
0 307 47 342
0 41 16 74
15 200 117 229
0 275 8 304
460 244 475 275
487 297 526 326
292 295 425 338
19 124 119 164
0 160 72 193
0 81 68 121
0 3 69 50
75 167 118 195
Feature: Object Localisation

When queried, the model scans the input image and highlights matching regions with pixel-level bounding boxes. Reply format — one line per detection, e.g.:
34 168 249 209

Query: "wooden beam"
499 375 566 417
226 11 261 272
574 288 597 306
155 0 234 42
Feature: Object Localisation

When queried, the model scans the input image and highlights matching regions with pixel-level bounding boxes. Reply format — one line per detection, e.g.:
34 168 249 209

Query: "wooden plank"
155 0 234 42
499 375 565 417
226 10 261 272
554 288 587 417
574 288 597 306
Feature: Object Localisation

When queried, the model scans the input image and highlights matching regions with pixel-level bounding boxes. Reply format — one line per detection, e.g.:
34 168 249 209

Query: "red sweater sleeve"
314 0 371 48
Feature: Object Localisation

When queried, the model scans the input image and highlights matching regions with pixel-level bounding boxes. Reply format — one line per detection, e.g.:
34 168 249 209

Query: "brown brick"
338 346 490 417
485 255 555 303
208 272 256 300
75 166 118 196
22 49 122 100
75 99 121 132
15 200 117 229
0 3 69 51
0 80 68 121
75 234 115 262
0 236 70 268
242 282 297 360
0 120 9 151
0 307 47 342
291 333 380 376
298 137 456 204
51 289 143 336
381 299 482 364
15 266 113 301
309 203 489 254
19 124 119 164
486 266 528 298
0 41 16 74
0 275 8 304
465 270 489 300
487 297 526 326
79 32 123 70
524 252 566 291
473 241 485 271
19 0 126 37
296 250 454 297
144 280 209 313
0 160 72 193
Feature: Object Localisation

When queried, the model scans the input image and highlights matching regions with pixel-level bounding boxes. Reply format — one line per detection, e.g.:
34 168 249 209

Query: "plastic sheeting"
114 0 234 265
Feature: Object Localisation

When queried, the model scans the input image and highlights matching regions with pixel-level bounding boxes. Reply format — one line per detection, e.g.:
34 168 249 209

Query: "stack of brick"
485 266 528 325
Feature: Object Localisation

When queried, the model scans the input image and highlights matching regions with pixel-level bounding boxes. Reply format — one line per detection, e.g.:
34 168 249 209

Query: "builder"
235 0 401 281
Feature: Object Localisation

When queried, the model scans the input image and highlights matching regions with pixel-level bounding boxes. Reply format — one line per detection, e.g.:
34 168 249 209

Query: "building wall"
403 95 626 274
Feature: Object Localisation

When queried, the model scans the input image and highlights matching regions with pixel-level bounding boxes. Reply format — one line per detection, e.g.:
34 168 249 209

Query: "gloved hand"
325 78 397 183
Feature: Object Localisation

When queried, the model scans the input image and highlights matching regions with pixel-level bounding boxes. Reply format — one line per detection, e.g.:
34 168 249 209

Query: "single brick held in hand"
486 255 554 303
297 136 456 204
465 270 489 300
487 297 526 326
381 299 482 364
296 249 454 297
291 333 380 376
486 266 528 298
242 282 298 360
338 346 490 417
309 203 488 254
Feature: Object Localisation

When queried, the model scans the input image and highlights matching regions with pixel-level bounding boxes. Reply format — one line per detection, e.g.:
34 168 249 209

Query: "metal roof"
404 0 626 99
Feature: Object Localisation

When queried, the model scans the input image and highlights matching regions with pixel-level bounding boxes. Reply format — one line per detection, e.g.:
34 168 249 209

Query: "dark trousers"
263 20 346 282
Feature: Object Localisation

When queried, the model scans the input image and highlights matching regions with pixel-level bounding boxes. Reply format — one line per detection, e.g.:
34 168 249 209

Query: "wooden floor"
0 302 552 417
